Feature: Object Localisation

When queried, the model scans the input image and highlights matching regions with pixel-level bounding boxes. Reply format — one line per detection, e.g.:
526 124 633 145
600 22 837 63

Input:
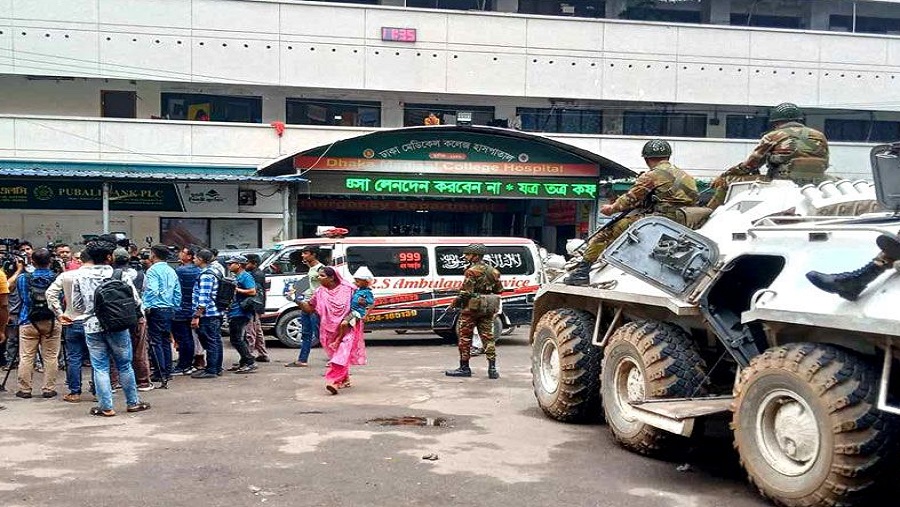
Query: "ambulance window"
265 247 332 275
266 249 307 275
347 246 429 277
436 246 534 276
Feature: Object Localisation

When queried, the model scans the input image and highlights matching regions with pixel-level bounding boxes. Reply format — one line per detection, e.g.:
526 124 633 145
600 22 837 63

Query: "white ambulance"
256 235 545 347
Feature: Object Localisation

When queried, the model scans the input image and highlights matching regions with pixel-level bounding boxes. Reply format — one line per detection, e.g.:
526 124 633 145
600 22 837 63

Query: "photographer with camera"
14 248 60 399
53 243 80 272
3 250 41 374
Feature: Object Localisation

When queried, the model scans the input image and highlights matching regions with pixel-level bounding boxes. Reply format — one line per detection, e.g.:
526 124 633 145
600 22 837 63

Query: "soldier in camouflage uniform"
708 102 830 209
565 139 699 286
445 243 504 379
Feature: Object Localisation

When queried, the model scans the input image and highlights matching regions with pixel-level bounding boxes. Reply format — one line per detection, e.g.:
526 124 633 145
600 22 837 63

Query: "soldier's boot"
487 359 499 380
806 261 887 301
563 261 591 286
444 360 472 377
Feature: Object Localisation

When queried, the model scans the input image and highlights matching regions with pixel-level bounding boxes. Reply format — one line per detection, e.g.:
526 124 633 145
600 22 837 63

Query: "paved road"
2 328 771 507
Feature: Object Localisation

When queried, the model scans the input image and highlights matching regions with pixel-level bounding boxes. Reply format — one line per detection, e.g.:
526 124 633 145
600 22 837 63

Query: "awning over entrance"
257 125 635 201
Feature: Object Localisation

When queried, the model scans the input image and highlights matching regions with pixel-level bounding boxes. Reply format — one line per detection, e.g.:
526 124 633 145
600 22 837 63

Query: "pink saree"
310 271 367 388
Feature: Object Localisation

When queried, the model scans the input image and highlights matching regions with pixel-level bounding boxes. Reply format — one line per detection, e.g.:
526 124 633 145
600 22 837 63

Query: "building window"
286 98 381 127
517 107 602 134
830 15 900 35
518 0 605 18
824 119 900 143
623 111 707 137
161 93 262 123
730 14 802 29
725 115 769 140
620 4 701 23
403 103 495 127
406 0 493 10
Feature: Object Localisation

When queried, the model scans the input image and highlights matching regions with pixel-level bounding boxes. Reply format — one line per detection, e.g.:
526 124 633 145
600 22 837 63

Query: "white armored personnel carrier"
530 143 900 507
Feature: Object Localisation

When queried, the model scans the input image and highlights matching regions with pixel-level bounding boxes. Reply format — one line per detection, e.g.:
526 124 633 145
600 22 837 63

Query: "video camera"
82 232 131 248
0 238 23 276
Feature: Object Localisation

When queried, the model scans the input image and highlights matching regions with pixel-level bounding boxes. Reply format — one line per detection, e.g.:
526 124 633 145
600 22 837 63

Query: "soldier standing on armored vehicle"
807 233 900 301
565 139 699 286
444 243 504 380
708 102 830 209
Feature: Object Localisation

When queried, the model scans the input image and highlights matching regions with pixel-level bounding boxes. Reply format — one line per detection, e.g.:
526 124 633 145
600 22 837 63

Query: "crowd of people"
0 236 379 416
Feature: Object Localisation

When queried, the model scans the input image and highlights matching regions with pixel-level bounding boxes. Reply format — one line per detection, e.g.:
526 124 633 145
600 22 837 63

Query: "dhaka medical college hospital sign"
283 126 634 200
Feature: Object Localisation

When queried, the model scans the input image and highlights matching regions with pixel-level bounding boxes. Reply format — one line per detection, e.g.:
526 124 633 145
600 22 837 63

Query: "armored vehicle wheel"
531 308 601 423
733 343 898 507
601 320 707 456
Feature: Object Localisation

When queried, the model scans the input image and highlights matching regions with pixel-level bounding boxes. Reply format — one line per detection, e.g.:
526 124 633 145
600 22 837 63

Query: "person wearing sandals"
72 238 150 417
297 267 368 395
285 246 323 368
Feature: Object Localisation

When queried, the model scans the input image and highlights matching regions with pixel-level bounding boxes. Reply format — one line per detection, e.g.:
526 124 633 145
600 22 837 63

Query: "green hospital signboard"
0 180 183 211
287 128 629 200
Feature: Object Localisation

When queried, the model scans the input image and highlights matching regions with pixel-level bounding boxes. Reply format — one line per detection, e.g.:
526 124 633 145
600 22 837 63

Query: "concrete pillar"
136 81 161 119
704 0 732 25
494 104 517 127
495 0 518 13
603 110 623 135
262 89 288 123
807 0 831 31
380 0 405 6
605 0 626 19
382 100 404 128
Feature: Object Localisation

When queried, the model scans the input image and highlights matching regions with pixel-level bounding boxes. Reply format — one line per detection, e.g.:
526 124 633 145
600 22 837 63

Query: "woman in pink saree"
299 266 367 394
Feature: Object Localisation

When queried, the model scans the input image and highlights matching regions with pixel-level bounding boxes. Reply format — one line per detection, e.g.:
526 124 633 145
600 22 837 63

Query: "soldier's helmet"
769 102 803 124
463 243 487 256
641 139 672 158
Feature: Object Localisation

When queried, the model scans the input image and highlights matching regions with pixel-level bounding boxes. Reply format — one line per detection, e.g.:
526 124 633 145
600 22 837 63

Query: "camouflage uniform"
454 260 503 361
582 161 699 264
709 122 830 209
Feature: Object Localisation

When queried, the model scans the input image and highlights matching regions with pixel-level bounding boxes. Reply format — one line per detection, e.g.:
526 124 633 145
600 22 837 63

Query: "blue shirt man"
16 267 57 326
143 253 181 310
142 245 180 384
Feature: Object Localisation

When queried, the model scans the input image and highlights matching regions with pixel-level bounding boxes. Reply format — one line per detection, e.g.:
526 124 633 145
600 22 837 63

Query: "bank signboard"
0 180 240 212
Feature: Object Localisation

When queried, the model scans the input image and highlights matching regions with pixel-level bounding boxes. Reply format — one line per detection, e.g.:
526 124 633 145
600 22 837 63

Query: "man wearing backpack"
15 248 61 398
142 245 180 384
72 239 150 417
190 249 224 379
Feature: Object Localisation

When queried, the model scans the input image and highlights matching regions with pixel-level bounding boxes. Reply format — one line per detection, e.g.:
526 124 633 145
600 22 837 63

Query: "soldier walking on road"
565 139 699 286
445 243 504 380
708 102 830 209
